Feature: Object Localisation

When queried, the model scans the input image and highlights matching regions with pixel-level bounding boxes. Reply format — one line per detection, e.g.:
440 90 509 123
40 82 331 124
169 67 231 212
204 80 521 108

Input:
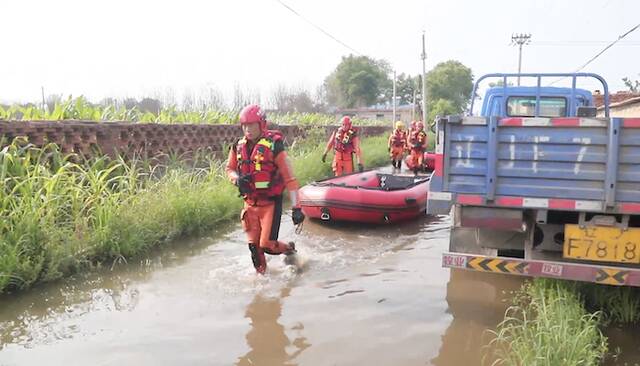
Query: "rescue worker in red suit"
321 116 364 176
226 104 305 274
388 121 407 169
407 121 428 175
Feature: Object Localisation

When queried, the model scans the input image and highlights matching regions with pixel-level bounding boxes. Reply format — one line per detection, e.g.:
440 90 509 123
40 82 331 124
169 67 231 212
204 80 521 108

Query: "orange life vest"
236 130 285 200
390 129 407 147
334 126 357 153
410 130 427 151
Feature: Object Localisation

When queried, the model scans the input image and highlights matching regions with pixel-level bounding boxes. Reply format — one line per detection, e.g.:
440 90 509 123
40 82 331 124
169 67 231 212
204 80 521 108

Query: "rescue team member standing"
407 121 427 175
226 104 305 274
321 116 364 176
388 121 407 169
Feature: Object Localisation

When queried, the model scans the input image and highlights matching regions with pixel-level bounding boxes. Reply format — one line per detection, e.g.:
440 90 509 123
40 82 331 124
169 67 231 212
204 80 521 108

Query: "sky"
1 0 639 106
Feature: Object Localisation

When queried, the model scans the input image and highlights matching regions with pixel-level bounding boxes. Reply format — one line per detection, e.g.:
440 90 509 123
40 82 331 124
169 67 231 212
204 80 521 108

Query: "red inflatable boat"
298 171 430 224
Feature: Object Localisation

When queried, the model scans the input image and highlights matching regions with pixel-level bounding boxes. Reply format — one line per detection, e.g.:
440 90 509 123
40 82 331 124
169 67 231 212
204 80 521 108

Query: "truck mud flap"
442 252 640 287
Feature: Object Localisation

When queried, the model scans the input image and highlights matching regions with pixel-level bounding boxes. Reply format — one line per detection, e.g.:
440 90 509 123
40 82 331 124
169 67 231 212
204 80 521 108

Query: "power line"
573 23 640 73
532 41 640 46
549 23 640 85
273 0 363 56
534 40 640 44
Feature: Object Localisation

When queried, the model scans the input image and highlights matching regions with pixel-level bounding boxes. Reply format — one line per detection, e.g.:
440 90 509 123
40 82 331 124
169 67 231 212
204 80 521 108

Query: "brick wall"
0 121 389 157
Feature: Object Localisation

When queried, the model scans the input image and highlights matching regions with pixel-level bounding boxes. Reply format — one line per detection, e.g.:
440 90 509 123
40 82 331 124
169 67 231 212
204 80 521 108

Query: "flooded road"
0 213 523 365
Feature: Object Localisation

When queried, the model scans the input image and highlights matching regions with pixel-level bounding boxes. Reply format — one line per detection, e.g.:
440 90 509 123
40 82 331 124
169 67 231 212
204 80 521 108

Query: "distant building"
594 91 640 117
336 104 420 123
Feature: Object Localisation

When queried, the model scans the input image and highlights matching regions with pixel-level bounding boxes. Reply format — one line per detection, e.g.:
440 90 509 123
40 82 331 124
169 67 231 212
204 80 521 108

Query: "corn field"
0 96 385 126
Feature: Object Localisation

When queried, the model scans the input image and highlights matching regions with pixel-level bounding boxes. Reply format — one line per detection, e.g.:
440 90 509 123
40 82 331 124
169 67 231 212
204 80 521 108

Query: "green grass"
288 127 390 186
485 277 640 366
580 284 640 325
0 133 389 294
486 279 608 366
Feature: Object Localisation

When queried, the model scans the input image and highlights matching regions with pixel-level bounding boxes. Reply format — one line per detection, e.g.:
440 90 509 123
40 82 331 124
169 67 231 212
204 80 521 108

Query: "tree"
233 84 261 111
138 97 162 114
428 98 457 123
269 84 317 113
379 73 420 106
397 74 420 105
122 97 138 110
324 55 392 108
623 76 640 93
426 60 473 113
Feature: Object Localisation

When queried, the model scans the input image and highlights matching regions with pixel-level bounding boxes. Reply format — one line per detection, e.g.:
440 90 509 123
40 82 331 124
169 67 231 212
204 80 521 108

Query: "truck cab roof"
470 73 610 118
483 86 593 99
480 86 594 118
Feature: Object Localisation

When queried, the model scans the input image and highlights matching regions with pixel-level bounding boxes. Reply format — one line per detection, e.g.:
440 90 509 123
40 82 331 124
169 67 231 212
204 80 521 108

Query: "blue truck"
428 73 640 287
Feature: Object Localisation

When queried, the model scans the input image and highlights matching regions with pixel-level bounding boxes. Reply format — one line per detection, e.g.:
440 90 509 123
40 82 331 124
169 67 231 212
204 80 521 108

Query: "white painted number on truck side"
530 136 549 174
572 137 591 175
506 135 516 169
455 136 474 168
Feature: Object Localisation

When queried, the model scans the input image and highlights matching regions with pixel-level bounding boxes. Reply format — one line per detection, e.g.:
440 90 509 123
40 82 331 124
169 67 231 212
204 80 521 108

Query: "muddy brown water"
0 212 525 365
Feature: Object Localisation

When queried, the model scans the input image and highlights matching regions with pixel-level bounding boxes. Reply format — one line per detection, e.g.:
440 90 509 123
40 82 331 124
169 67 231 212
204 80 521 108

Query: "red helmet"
341 116 352 129
239 104 267 130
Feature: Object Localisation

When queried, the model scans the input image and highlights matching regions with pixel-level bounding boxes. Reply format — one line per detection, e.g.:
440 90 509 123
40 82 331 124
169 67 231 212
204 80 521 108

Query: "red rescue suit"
406 129 428 172
388 129 407 162
325 126 362 176
226 130 299 273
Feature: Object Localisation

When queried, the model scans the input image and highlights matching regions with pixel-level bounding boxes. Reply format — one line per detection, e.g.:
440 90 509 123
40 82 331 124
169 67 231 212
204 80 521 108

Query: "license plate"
564 224 640 264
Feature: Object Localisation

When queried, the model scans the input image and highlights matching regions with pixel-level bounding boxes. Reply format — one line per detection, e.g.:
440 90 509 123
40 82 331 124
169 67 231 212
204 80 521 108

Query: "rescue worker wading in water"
321 116 364 176
226 104 305 274
407 121 428 175
388 121 407 170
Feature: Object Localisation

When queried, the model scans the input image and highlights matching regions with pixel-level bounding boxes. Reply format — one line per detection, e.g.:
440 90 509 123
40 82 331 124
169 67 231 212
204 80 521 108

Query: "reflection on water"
0 270 141 350
603 325 640 366
0 233 226 351
431 269 523 366
237 287 310 366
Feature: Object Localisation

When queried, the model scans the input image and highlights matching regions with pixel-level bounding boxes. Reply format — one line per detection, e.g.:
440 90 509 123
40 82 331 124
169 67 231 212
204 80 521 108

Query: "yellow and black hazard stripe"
595 268 629 286
467 257 529 275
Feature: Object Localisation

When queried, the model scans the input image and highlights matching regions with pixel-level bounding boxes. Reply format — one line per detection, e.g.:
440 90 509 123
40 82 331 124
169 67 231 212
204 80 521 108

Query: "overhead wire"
572 23 640 73
549 23 640 85
273 0 364 56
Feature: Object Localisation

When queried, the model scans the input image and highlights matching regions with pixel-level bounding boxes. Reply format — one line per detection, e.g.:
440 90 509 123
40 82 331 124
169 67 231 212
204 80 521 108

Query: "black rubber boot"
283 242 298 266
285 241 296 255
248 243 266 274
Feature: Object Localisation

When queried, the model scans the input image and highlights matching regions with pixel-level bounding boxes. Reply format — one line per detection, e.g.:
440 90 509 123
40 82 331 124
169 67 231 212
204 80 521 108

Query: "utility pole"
41 86 46 112
511 33 532 86
392 70 397 125
411 88 417 121
421 31 427 123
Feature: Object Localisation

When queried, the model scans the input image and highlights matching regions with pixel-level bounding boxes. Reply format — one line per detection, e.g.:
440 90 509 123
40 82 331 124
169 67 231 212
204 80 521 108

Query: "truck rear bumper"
442 252 640 287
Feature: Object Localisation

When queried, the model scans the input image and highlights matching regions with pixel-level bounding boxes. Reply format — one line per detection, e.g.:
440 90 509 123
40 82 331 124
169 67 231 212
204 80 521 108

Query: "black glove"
236 175 252 195
358 163 364 172
292 207 305 225
321 153 327 163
